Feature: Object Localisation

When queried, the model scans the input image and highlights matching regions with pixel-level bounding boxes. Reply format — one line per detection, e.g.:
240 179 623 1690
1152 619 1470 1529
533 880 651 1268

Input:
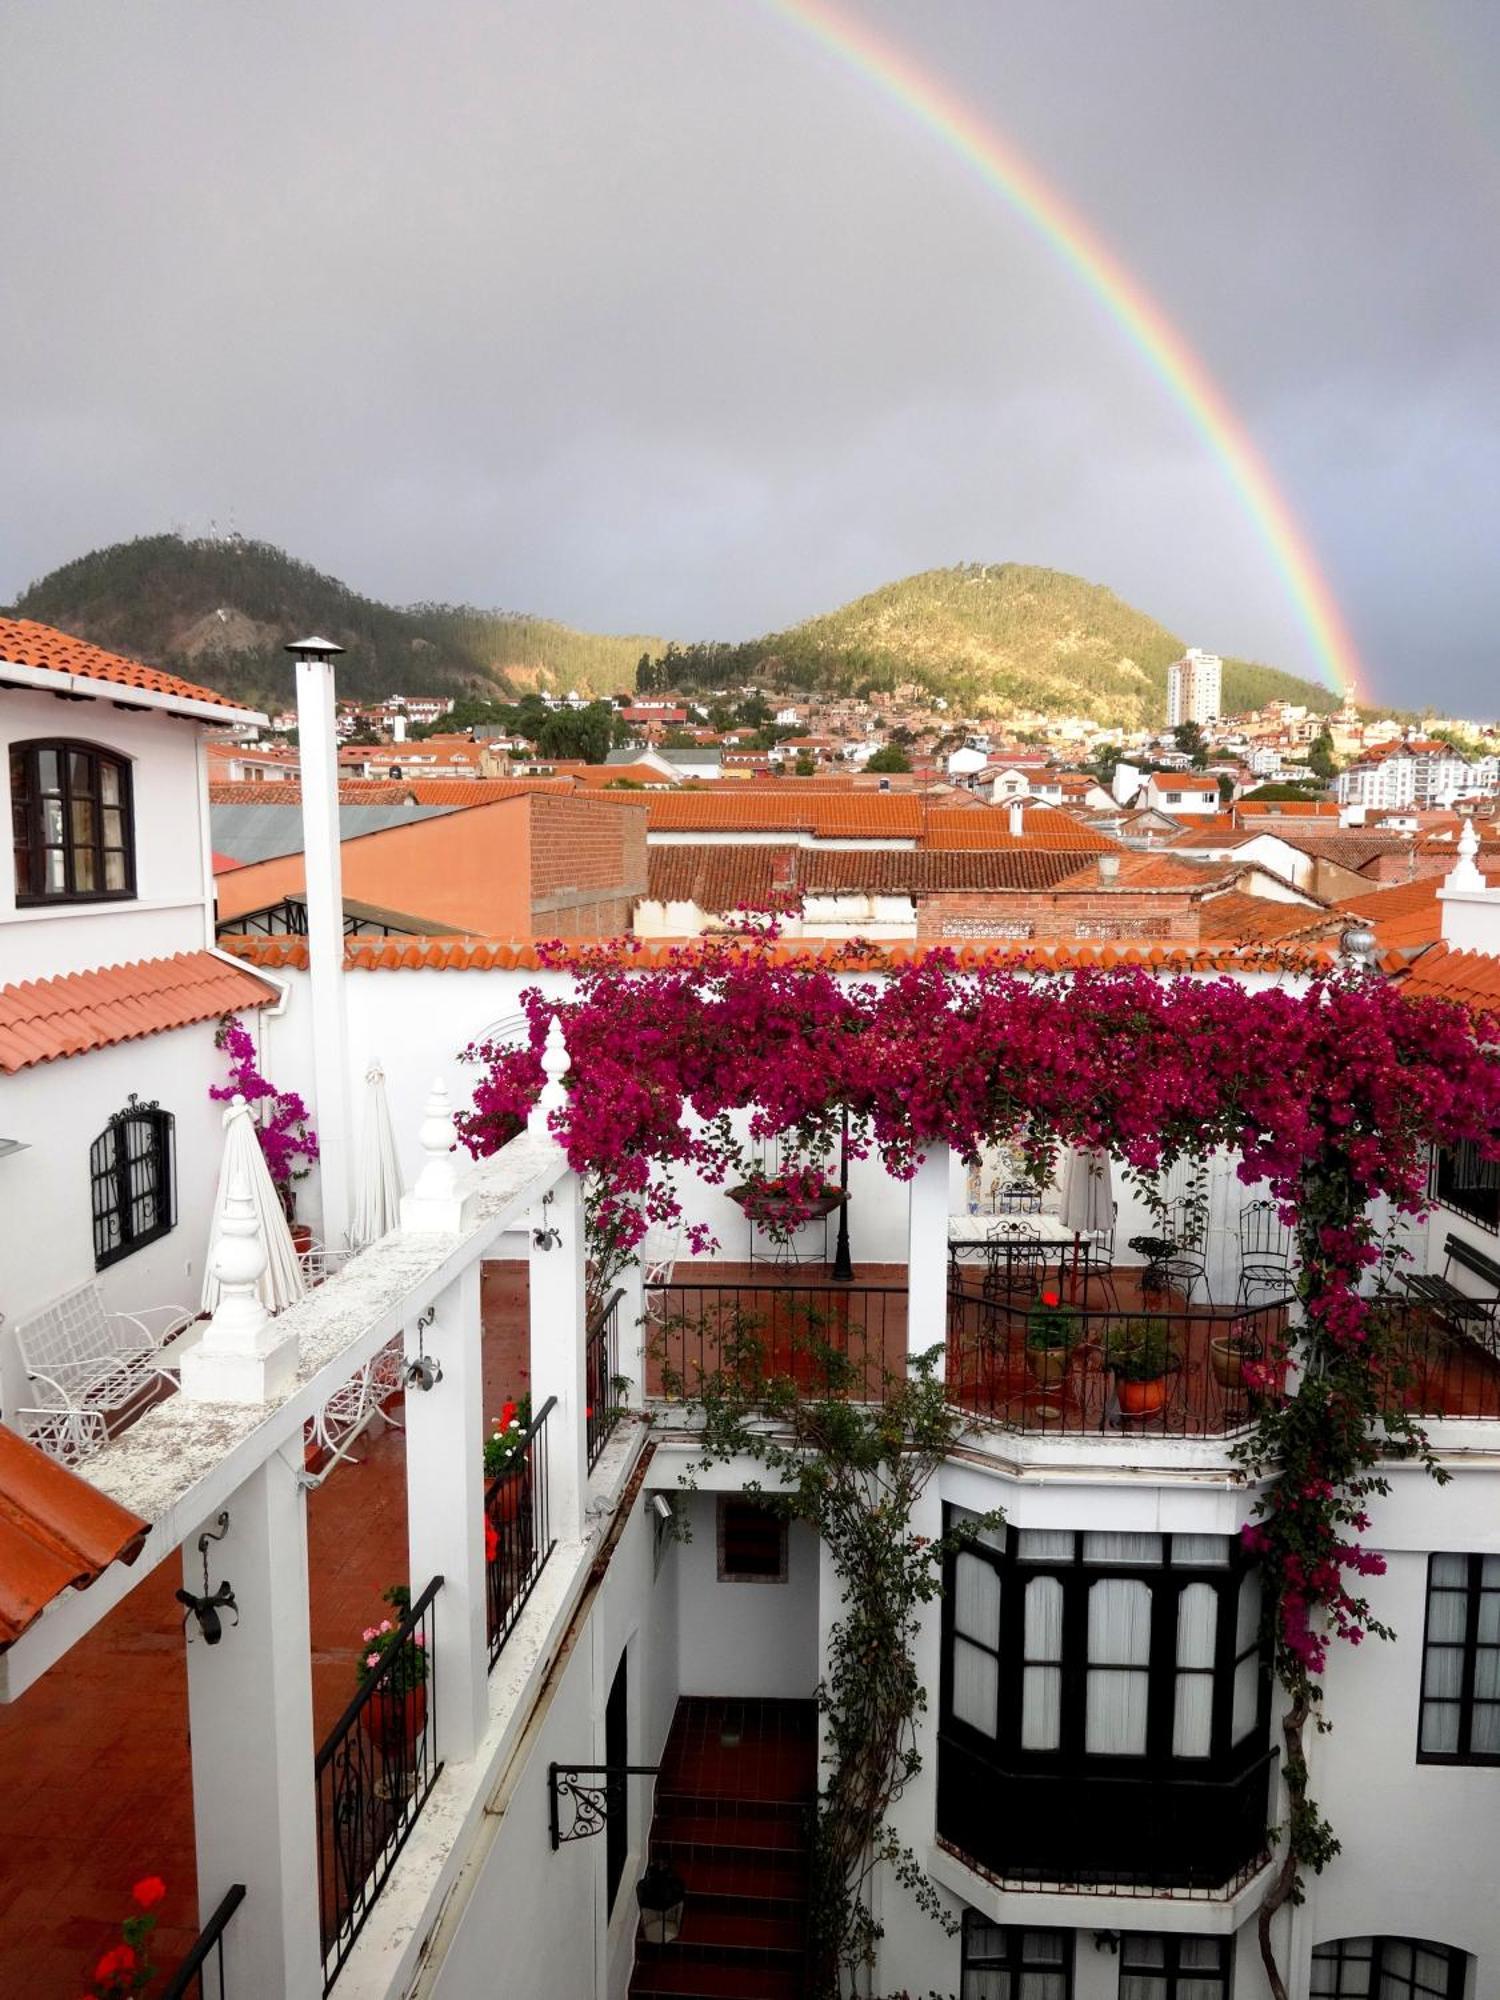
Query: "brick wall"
528 795 647 937
917 890 1200 943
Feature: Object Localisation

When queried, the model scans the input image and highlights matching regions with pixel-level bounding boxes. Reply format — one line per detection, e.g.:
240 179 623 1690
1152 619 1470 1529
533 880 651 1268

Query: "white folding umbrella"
350 1059 405 1251
1060 1146 1114 1236
202 1096 307 1315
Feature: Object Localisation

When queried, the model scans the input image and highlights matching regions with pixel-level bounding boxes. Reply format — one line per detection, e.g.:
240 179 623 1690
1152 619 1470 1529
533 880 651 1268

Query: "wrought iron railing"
315 1575 443 1992
161 1883 246 2000
645 1279 907 1403
1366 1295 1500 1421
945 1289 1293 1437
586 1288 623 1468
486 1395 556 1668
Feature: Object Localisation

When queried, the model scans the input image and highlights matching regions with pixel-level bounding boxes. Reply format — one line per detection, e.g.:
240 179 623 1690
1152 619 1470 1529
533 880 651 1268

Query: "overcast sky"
3 1 1497 712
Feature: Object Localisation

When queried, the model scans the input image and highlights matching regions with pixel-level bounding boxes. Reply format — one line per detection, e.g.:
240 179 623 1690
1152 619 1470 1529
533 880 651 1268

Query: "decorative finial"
208 1166 270 1338
529 1015 571 1134
1447 816 1485 893
413 1078 457 1204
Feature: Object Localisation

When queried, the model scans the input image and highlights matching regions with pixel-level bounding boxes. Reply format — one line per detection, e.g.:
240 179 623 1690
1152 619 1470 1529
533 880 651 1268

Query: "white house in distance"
1166 648 1223 727
1142 771 1222 815
0 618 278 1426
7 624 1500 2000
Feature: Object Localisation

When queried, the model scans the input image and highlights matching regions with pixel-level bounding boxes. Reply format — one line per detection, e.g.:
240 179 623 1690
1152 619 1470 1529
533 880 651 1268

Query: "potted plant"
357 1585 429 1759
1025 1290 1079 1386
1109 1317 1179 1415
726 1162 844 1246
484 1395 532 1522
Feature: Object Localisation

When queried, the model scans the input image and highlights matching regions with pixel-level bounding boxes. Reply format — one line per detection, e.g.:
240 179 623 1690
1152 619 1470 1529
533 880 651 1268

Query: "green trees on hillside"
866 743 911 773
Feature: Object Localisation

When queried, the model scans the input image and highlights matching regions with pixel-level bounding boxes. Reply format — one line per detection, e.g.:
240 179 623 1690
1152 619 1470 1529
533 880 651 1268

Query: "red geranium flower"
131 1876 166 1910
94 1944 135 1980
1041 1290 1060 1307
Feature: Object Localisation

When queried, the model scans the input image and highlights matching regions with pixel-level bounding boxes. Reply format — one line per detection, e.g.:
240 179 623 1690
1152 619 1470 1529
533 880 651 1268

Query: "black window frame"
1417 1551 1500 1765
1429 1143 1500 1235
1118 1932 1231 1997
939 1517 1270 1781
960 1914 1073 1998
91 1096 175 1269
1310 1935 1466 1999
10 739 136 906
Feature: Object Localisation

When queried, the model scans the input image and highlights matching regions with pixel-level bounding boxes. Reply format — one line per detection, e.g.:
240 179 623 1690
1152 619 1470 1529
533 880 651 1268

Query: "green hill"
8 535 661 712
9 539 1336 726
641 565 1337 726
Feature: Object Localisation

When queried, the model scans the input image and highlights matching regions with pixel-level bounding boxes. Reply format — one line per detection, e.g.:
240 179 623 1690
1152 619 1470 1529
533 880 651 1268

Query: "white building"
6 621 1500 2000
1167 649 1223 728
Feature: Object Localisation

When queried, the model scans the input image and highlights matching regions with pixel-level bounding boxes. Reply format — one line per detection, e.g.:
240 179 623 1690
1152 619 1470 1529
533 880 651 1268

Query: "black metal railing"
1366 1296 1500 1421
937 1738 1278 1896
586 1288 623 1468
945 1288 1293 1437
315 1576 443 1992
646 1280 907 1403
161 1883 246 2000
486 1395 556 1668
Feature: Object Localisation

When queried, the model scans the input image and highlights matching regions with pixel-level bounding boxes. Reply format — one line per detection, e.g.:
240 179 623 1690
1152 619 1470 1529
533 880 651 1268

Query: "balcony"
936 1736 1277 1897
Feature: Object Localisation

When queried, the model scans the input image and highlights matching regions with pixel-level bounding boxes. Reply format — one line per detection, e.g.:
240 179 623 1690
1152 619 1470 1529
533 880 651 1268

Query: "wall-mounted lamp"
405 1306 443 1392
1093 1930 1121 1955
636 1859 687 1944
175 1512 238 1646
532 1190 561 1253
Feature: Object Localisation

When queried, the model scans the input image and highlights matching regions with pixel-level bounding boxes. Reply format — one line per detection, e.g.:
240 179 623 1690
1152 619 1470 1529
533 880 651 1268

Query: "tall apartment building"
1167 648 1223 727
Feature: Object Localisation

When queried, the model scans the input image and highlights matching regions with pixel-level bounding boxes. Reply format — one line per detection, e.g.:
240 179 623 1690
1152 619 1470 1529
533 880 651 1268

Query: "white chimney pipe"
1007 799 1024 837
287 635 351 1252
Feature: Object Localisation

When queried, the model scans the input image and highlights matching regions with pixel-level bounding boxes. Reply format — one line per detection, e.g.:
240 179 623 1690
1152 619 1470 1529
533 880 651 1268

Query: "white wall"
431 1485 681 2000
0 688 214 982
0 1021 227 1418
675 1489 819 1699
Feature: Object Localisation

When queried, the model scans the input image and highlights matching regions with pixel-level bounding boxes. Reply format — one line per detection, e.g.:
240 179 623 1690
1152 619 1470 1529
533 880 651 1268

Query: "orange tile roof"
924 806 1122 853
0 617 250 715
220 933 1345 976
0 1425 149 1650
1236 801 1341 818
1400 942 1500 1020
1196 892 1343 946
1335 875 1449 950
0 952 278 1073
642 792 924 837
644 844 1090 908
1050 854 1225 892
207 778 574 808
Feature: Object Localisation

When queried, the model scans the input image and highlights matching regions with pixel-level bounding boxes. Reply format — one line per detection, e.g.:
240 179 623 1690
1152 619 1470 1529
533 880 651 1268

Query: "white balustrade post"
906 1143 951 1380
181 1168 299 1403
528 1013 571 1136
183 1449 321 1997
404 1266 487 1765
617 1257 647 1411
529 1169 588 1548
401 1078 474 1235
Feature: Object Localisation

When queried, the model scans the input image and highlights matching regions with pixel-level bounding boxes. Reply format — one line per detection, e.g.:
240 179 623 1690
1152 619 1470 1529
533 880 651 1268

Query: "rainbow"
764 0 1364 701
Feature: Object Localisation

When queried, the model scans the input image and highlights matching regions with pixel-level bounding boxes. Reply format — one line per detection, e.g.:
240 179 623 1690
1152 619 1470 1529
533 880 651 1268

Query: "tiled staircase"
630 1697 818 2000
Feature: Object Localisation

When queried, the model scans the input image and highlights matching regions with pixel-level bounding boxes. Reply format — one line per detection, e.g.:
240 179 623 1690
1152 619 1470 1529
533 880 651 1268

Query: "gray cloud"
2 0 1496 710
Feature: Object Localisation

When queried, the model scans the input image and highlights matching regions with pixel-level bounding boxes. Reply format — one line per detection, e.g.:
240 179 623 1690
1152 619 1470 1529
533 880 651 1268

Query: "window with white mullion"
1119 1931 1230 1999
952 1551 1001 1738
1172 1583 1218 1758
1021 1575 1063 1751
1311 1935 1466 1999
1086 1577 1152 1755
1231 1569 1263 1745
1419 1552 1500 1763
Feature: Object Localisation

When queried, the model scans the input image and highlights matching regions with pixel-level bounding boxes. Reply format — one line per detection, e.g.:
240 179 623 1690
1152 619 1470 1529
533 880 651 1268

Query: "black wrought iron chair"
1161 1196 1210 1306
1070 1205 1121 1309
1236 1200 1294 1307
997 1180 1043 1216
983 1221 1048 1299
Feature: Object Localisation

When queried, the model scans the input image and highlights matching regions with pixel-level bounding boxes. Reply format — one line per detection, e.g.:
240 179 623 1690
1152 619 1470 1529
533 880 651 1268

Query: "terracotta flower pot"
489 1469 528 1525
1027 1346 1070 1388
1210 1336 1249 1389
1117 1374 1170 1416
290 1223 314 1256
359 1683 427 1759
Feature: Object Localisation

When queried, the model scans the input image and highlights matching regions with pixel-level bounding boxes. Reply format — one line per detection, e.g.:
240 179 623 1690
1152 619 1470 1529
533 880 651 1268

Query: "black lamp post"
831 1105 854 1283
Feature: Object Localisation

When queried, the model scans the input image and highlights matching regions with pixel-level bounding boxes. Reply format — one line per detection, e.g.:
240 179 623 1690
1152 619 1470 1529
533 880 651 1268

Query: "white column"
405 1265 487 1765
529 1170 588 1547
617 1258 646 1412
183 1449 321 1997
906 1143 951 1380
296 648 351 1253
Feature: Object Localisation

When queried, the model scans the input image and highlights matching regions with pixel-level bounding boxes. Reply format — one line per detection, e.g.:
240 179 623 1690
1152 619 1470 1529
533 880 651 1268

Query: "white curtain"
1083 1531 1163 1565
953 1553 1000 1736
201 1097 307 1315
1016 1528 1074 1562
1233 1571 1263 1743
1086 1578 1151 1753
1021 1577 1063 1750
1173 1583 1218 1757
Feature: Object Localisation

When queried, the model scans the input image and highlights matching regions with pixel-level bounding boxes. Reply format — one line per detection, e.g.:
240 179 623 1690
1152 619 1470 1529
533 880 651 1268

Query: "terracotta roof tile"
1334 875 1450 949
0 617 248 714
1050 854 1226 892
640 792 925 837
643 844 1089 909
0 1425 148 1650
1401 942 1500 1020
207 778 576 808
924 806 1122 853
0 952 278 1074
1196 891 1343 945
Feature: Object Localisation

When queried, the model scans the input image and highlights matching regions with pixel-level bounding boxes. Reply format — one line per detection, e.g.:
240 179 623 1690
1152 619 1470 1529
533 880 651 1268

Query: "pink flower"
365 1651 381 1669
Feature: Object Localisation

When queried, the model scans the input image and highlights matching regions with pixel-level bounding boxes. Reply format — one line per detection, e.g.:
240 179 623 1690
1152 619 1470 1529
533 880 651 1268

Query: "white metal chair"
308 1333 406 1463
641 1218 685 1324
13 1281 192 1462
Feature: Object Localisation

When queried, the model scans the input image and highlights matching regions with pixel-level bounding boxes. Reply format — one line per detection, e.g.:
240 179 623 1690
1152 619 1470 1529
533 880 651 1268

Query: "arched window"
1311 1937 1466 1999
90 1097 175 1268
10 740 135 904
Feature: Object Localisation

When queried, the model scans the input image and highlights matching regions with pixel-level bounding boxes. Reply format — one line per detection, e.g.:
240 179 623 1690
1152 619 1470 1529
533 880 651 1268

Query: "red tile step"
629 1963 802 2000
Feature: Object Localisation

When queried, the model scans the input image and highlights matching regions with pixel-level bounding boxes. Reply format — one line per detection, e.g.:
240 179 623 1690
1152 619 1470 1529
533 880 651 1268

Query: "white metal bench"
14 1282 193 1463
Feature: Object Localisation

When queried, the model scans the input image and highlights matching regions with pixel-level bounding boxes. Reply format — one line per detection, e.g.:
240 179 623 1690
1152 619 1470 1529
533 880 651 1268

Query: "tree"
1173 721 1210 769
635 652 655 695
867 743 911 774
536 703 614 764
1307 729 1338 782
794 754 817 777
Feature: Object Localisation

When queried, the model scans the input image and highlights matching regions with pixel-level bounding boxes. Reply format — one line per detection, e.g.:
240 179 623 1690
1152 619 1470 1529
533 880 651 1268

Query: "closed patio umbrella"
350 1059 405 1252
1060 1147 1114 1236
202 1096 307 1315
